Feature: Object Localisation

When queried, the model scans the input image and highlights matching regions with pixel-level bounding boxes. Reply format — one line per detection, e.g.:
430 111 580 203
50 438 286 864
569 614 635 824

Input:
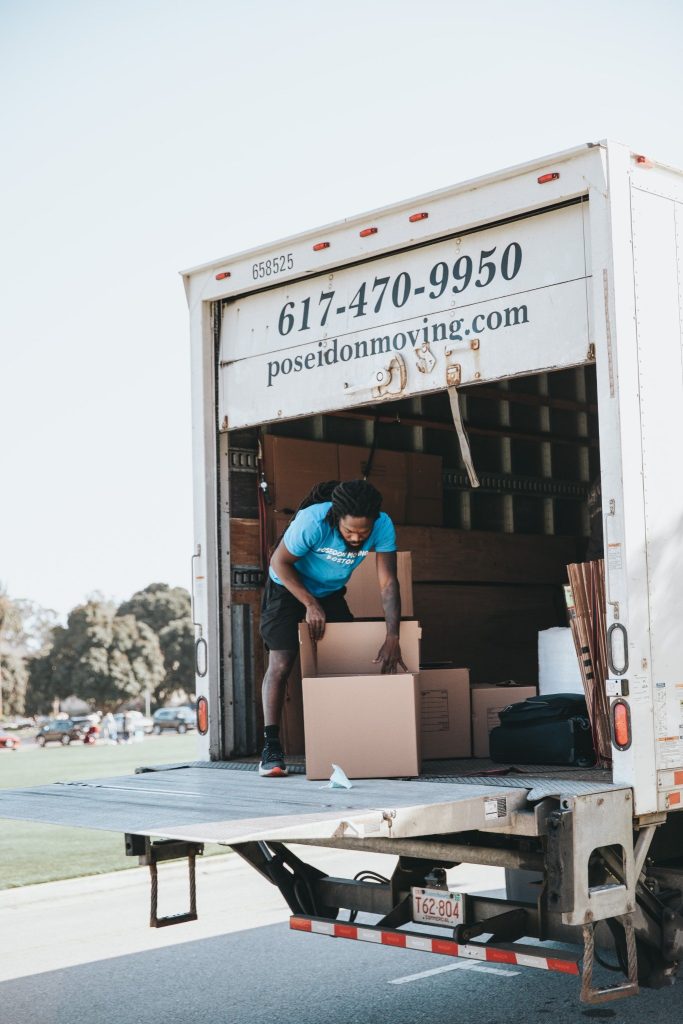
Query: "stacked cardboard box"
284 544 471 767
300 621 422 779
262 435 443 527
470 683 538 757
420 668 471 759
344 552 414 618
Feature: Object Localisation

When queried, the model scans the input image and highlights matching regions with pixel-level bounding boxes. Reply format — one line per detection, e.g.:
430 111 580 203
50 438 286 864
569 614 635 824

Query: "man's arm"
270 543 327 641
373 551 408 674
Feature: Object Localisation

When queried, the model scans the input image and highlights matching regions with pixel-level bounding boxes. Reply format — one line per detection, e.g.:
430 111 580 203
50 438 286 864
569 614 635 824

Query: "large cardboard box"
345 552 414 618
263 435 339 513
471 683 537 757
419 668 471 759
301 620 421 779
338 445 407 523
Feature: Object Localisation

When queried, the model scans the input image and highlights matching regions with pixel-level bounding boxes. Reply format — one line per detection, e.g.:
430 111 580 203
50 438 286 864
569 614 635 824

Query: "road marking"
389 961 519 985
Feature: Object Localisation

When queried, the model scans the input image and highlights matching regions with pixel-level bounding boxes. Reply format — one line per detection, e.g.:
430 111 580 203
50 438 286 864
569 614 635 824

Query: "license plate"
411 887 465 927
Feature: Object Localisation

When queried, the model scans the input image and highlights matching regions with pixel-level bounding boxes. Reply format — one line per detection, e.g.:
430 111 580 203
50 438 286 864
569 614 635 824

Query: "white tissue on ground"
327 763 353 789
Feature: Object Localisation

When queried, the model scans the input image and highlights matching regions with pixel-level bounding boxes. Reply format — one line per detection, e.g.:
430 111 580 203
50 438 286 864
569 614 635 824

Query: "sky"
1 0 682 619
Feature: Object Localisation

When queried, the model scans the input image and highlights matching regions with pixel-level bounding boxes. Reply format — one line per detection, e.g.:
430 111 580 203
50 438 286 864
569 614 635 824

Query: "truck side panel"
630 184 683 802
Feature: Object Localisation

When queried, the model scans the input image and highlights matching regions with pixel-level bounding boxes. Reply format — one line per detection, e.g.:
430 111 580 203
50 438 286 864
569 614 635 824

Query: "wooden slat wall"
396 526 581 585
414 583 567 685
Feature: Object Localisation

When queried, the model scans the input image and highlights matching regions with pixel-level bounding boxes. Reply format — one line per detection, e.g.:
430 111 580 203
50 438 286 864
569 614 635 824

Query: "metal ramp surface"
0 761 622 846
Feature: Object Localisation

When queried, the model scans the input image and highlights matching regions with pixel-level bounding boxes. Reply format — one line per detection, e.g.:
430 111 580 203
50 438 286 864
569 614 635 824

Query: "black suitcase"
489 693 595 767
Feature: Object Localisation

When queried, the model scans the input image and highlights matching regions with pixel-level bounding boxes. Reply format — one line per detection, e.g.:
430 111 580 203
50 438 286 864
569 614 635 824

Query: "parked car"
2 717 34 731
152 707 196 734
35 719 89 746
0 729 21 751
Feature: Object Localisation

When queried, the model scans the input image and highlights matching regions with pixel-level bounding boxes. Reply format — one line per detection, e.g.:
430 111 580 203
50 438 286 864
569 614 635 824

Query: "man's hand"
373 634 408 675
305 600 327 642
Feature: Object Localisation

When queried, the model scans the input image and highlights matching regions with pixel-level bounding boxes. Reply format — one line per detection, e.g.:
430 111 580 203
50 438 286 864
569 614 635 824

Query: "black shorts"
260 577 353 651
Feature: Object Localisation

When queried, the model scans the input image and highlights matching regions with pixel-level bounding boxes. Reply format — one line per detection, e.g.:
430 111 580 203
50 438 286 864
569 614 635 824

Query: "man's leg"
259 648 298 776
262 649 298 727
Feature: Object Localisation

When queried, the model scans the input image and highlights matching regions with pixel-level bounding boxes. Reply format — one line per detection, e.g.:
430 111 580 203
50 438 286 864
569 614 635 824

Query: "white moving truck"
3 140 683 1004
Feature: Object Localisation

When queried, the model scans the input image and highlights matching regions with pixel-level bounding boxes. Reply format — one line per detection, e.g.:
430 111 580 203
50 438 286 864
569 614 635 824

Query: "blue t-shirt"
270 502 397 597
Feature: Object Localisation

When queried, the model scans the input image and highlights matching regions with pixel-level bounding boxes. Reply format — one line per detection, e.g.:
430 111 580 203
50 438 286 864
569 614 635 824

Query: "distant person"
122 711 135 743
102 712 117 745
259 479 405 778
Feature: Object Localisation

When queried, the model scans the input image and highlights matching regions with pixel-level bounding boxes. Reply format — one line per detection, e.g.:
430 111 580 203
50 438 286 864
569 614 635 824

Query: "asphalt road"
0 850 680 1024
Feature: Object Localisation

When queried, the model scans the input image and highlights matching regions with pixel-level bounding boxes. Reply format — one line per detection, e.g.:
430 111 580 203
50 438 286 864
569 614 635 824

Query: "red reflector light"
359 227 378 237
290 917 312 932
409 212 428 222
612 699 631 750
537 172 560 184
313 242 330 251
215 271 231 280
196 695 209 735
634 154 653 168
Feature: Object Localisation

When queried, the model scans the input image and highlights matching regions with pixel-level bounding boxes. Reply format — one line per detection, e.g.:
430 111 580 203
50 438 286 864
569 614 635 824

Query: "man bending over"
259 479 405 777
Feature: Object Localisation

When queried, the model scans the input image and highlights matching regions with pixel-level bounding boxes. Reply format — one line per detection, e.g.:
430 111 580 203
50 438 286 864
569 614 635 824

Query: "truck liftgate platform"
0 760 665 1003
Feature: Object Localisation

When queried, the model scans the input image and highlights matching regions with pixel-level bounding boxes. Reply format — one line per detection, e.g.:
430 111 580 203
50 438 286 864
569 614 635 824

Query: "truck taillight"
537 173 560 184
612 700 631 751
197 696 209 735
313 242 330 251
359 227 378 237
215 271 231 280
409 212 428 222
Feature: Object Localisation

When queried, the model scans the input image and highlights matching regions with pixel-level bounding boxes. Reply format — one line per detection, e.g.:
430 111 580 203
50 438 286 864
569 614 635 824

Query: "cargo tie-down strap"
290 916 580 975
447 386 480 488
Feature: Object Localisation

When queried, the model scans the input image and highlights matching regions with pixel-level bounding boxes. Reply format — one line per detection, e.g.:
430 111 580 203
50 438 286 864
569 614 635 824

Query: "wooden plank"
230 589 266 741
230 518 261 565
396 526 581 585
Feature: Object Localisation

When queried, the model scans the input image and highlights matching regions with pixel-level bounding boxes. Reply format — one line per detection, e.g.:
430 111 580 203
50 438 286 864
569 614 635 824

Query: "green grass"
0 734 229 889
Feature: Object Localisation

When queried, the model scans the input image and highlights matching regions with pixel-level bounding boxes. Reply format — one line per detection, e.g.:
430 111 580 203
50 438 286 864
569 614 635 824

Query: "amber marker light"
612 699 631 750
197 696 209 735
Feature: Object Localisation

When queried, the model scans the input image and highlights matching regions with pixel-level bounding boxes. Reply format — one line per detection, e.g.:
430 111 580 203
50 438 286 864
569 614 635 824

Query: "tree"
118 583 194 701
0 651 28 716
25 600 165 712
158 617 195 701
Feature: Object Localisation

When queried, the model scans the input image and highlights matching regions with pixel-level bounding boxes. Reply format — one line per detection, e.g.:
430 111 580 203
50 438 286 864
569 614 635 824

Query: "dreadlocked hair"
327 480 383 527
272 479 382 554
296 481 340 512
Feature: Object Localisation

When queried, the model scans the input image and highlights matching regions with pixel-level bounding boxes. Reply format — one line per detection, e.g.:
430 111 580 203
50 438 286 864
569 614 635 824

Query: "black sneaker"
259 739 288 777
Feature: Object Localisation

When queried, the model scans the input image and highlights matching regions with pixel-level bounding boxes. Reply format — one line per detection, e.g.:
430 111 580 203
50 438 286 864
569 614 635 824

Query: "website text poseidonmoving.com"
265 303 529 388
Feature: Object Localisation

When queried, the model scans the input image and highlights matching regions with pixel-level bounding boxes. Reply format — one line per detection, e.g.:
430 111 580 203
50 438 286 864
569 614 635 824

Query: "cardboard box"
419 668 471 759
345 552 414 618
263 435 339 513
301 620 421 779
338 445 407 523
471 684 537 757
300 619 420 677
